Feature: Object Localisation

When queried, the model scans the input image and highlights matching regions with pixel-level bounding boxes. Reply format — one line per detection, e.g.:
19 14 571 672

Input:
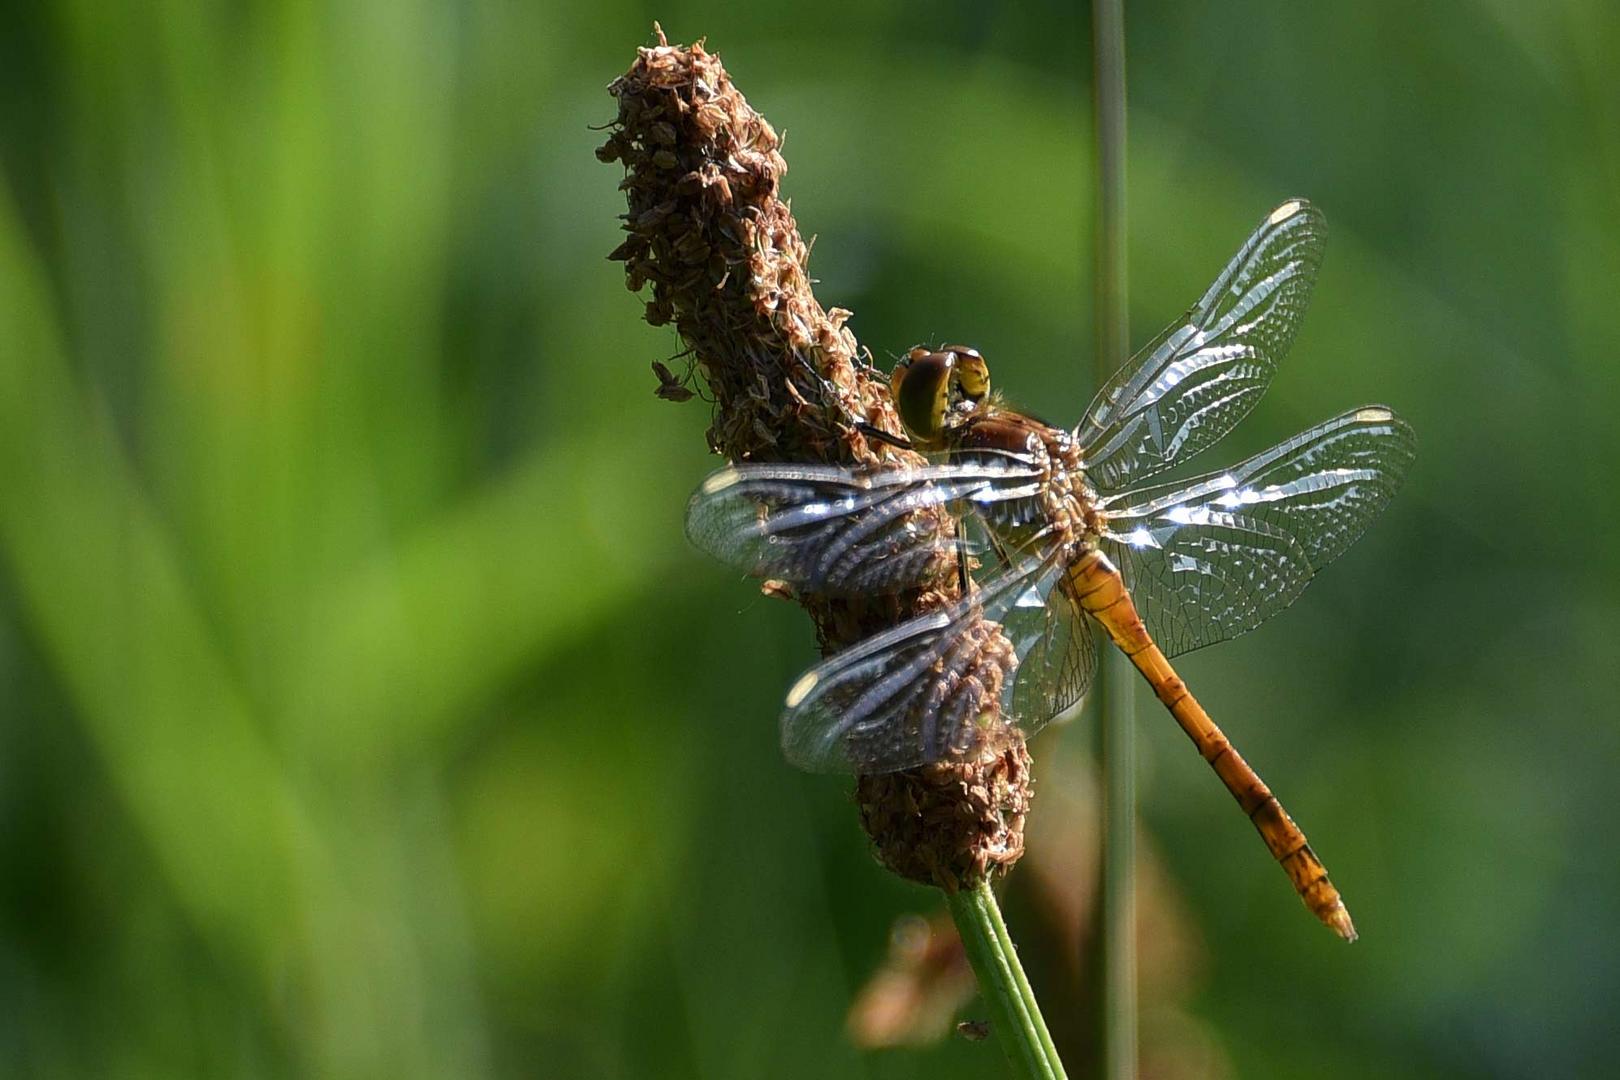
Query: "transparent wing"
970 511 1099 732
779 540 1072 774
1077 199 1327 494
1098 406 1416 658
684 455 1044 596
1008 576 1097 733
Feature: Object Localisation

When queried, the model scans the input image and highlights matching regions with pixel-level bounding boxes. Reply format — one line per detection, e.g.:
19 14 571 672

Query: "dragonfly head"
890 345 991 448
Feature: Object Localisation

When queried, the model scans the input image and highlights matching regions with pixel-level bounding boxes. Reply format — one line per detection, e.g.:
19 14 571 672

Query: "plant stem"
947 879 1067 1079
1091 2 1138 1079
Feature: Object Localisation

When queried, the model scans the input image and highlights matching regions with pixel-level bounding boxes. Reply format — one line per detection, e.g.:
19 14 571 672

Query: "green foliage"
1 2 1617 1077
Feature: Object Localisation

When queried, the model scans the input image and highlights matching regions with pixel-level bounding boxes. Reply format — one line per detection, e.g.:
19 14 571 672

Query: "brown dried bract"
846 910 976 1048
601 28 1028 889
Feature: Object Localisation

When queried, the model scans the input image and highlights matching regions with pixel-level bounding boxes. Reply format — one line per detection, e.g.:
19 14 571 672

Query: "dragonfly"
684 200 1414 940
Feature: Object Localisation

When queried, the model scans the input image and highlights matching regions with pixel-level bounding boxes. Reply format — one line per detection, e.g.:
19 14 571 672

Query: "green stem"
946 879 1067 1079
1091 1 1138 1079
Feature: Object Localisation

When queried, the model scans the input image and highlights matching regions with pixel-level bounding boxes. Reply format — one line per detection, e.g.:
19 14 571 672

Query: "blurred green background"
2 2 1617 1077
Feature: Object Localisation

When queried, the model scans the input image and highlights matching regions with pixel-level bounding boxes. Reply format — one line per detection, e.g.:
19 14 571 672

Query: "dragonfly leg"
1064 548 1358 941
856 420 915 452
958 520 1018 597
954 515 972 596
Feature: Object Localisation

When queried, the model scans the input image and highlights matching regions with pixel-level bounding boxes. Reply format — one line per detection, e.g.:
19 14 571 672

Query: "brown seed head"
855 733 1033 892
602 28 1029 888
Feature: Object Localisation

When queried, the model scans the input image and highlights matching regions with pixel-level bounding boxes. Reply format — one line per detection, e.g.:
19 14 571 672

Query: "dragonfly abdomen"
1065 548 1358 941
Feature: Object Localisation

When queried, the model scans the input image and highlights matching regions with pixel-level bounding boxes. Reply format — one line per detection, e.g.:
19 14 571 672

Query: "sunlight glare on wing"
686 459 1050 596
1269 198 1305 225
786 670 819 709
1014 584 1046 608
701 467 742 494
1125 525 1159 549
1097 405 1416 657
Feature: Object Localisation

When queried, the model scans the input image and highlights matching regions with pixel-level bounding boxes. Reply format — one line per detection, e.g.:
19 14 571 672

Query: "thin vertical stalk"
946 880 1067 1080
1091 2 1137 1080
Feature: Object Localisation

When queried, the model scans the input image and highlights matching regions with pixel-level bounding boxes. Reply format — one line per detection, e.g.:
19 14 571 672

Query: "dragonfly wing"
685 455 1043 596
1007 572 1097 734
779 543 1069 773
1077 199 1327 494
959 514 1098 732
1098 406 1416 658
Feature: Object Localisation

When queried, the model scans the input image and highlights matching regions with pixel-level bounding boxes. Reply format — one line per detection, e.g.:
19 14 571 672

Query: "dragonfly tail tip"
1324 904 1358 943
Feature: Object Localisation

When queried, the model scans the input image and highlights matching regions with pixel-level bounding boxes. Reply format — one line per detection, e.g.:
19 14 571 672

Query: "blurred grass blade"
0 181 317 990
1090 1 1137 1077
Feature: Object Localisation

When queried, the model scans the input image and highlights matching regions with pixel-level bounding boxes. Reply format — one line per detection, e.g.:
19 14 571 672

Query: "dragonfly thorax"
950 409 1104 557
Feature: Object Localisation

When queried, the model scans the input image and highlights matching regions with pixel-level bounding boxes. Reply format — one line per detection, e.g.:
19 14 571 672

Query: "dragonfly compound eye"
890 347 954 444
943 345 991 403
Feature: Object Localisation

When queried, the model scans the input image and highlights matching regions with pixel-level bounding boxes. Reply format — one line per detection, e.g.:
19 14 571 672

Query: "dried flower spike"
601 30 1031 888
